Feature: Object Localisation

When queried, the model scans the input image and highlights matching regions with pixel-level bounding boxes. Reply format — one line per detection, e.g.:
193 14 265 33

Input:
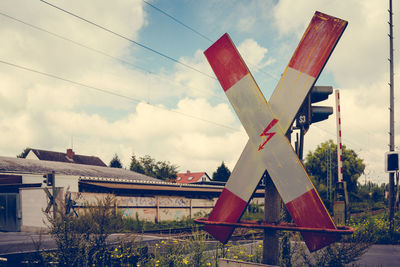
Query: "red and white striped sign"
335 90 343 182
204 11 347 251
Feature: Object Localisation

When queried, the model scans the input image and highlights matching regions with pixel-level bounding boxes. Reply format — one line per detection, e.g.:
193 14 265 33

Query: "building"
25 148 106 167
176 171 211 184
0 156 264 232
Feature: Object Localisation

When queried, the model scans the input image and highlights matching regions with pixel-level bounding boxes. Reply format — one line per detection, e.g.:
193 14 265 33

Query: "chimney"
66 148 75 159
186 170 190 175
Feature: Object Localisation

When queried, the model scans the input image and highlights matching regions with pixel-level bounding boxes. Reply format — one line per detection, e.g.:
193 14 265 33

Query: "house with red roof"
176 170 211 184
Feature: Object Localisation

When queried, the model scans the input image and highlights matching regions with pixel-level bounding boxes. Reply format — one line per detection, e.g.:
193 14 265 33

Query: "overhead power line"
0 11 225 101
143 0 279 81
0 59 237 131
39 0 216 80
143 0 213 42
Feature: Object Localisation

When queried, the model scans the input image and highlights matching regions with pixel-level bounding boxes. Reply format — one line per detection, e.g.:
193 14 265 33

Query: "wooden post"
262 172 280 265
189 199 193 219
156 197 159 223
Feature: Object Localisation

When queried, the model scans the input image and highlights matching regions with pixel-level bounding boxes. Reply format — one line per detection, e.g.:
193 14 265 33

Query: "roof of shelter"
0 156 159 181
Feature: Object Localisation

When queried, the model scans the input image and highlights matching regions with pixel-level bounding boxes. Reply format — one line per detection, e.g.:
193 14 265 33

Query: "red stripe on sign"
288 11 347 78
286 188 338 251
204 188 247 243
204 33 249 91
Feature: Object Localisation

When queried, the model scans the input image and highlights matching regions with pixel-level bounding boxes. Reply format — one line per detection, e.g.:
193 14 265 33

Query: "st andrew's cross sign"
204 11 347 252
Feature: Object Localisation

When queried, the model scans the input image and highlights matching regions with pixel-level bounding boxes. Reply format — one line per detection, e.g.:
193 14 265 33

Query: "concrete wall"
72 192 217 222
18 189 264 231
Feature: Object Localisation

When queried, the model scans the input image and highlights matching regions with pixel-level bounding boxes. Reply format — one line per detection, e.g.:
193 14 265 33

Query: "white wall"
22 174 79 192
20 188 49 231
25 151 38 160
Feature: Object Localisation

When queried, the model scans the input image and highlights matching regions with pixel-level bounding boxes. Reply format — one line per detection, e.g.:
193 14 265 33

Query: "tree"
129 154 144 174
212 162 231 182
140 155 156 176
17 147 31 158
109 154 122 168
154 160 178 181
305 140 365 204
129 154 178 181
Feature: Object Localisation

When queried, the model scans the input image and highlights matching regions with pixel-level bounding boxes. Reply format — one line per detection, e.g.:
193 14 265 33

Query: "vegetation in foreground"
22 192 400 266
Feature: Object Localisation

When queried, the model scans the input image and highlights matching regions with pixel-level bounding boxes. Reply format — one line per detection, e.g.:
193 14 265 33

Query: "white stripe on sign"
225 74 313 202
269 67 315 131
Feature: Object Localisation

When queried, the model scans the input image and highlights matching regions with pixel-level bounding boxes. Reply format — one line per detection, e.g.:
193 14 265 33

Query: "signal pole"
388 0 395 227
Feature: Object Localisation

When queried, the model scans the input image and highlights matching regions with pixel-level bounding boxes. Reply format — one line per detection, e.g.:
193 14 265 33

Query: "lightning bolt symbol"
258 118 279 151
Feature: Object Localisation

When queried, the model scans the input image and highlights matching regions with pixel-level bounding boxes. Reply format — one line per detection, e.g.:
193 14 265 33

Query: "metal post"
388 0 395 228
51 171 56 220
299 126 304 161
263 172 280 265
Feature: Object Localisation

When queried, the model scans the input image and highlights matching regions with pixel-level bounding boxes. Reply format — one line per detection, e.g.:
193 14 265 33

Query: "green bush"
350 212 400 244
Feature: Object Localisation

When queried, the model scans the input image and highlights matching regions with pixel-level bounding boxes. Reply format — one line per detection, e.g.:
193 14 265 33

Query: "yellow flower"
173 240 179 243
161 240 166 244
206 263 211 266
226 249 230 252
258 244 262 248
233 256 238 259
183 258 189 264
156 260 160 263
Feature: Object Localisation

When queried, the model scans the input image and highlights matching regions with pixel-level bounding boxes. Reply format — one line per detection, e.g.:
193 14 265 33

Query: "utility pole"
263 172 280 266
388 0 395 228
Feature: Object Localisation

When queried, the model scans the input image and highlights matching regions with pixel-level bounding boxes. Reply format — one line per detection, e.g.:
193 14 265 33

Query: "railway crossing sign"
204 11 347 251
44 187 60 214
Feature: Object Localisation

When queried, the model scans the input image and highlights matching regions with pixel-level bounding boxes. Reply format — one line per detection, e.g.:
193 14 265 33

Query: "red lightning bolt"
258 118 279 151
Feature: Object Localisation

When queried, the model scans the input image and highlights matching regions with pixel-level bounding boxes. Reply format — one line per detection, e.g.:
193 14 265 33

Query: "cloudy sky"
0 0 398 185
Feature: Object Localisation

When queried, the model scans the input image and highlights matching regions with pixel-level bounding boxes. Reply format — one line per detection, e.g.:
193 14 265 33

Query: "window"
177 177 182 181
188 176 193 181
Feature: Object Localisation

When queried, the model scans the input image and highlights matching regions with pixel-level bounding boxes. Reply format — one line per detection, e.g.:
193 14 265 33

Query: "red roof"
176 171 209 184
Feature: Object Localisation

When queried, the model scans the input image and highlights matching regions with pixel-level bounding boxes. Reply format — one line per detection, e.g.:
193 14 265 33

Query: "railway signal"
42 172 54 186
385 151 400 173
296 86 334 129
203 11 347 252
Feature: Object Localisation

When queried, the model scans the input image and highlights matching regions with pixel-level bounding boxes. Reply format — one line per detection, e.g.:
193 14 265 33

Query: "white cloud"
1 0 398 186
238 38 274 71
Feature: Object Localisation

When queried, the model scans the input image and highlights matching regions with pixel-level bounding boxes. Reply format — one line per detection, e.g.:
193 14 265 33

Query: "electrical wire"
0 11 226 101
312 124 382 159
142 0 213 43
142 0 279 81
39 0 216 80
0 59 238 131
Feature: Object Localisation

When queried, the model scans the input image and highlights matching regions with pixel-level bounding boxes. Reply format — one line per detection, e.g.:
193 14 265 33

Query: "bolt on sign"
203 11 347 252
